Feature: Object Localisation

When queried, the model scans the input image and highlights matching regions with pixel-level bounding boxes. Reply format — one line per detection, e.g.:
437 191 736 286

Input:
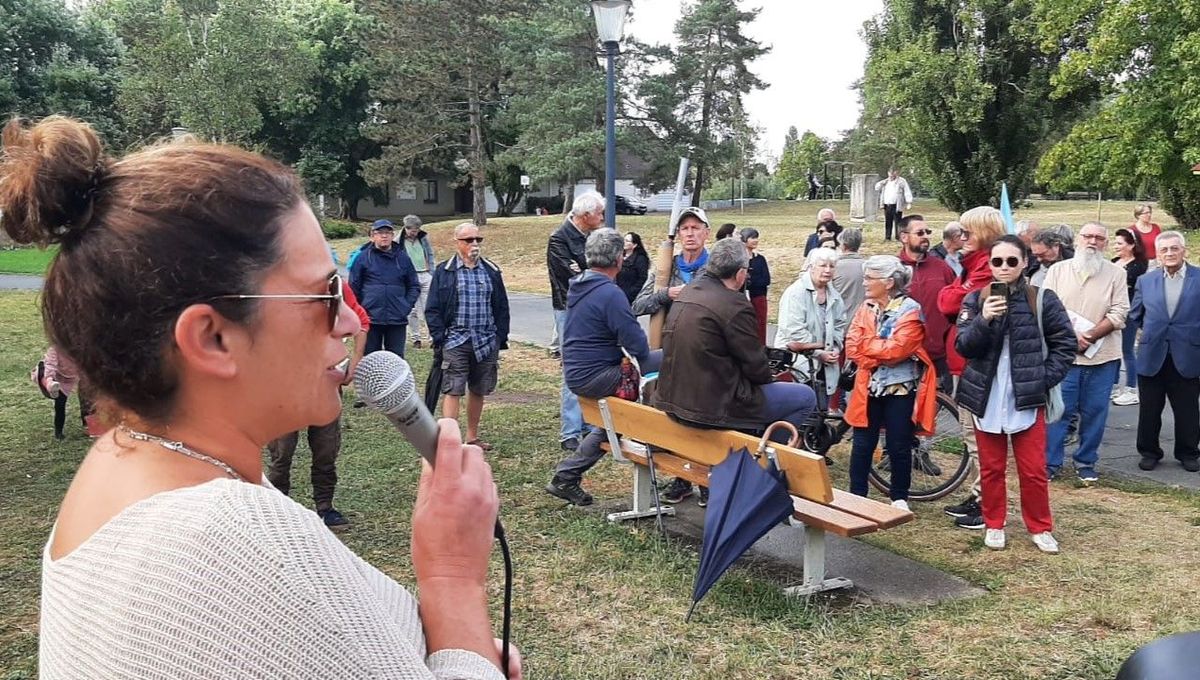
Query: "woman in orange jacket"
846 255 938 511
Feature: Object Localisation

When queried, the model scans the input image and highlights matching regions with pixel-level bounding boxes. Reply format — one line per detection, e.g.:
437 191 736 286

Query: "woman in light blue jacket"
775 247 848 407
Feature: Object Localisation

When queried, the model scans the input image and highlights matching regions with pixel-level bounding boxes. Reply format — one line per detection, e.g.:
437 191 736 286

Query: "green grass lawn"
0 247 55 275
4 289 1200 678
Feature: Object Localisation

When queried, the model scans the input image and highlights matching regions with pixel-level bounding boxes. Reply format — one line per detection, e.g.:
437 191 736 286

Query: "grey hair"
942 222 963 240
805 247 839 269
863 254 911 297
1032 230 1064 248
1047 223 1074 242
817 208 836 222
1076 221 1106 239
739 227 760 241
1014 219 1037 236
1156 230 1185 250
570 191 605 218
585 228 624 269
453 222 477 237
838 227 863 252
402 214 422 228
705 238 749 279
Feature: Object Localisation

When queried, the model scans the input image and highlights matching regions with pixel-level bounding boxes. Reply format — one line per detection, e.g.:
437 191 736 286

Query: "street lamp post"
592 0 632 231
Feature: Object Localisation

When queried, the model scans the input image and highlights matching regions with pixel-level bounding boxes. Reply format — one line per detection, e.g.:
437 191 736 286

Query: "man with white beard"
1042 222 1130 483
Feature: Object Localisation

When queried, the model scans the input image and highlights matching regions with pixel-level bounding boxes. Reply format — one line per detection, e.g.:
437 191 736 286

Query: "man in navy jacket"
546 228 660 506
1128 231 1200 472
349 219 420 357
426 223 510 450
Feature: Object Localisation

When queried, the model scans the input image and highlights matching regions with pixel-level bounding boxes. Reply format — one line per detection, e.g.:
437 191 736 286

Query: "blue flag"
999 183 1015 234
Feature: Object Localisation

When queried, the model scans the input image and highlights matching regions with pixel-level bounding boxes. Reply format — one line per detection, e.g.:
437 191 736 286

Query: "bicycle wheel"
867 392 970 502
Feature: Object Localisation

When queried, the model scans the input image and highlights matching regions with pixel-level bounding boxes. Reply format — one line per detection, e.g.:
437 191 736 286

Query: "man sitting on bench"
656 238 819 505
546 228 662 506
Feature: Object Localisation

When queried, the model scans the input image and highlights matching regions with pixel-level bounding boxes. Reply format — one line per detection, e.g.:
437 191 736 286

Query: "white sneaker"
1110 385 1122 400
1113 387 1139 406
891 499 910 512
1031 532 1060 554
984 528 1006 550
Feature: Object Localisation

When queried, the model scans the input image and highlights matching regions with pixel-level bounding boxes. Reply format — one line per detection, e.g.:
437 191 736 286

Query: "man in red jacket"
898 215 956 394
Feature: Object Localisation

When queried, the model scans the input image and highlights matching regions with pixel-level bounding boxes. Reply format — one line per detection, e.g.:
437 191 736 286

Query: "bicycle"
766 347 971 502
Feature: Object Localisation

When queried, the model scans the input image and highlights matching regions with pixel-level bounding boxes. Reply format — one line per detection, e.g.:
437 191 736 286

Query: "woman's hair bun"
0 116 108 246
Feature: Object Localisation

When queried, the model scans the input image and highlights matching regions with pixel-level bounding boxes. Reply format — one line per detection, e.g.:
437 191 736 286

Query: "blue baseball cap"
371 219 395 231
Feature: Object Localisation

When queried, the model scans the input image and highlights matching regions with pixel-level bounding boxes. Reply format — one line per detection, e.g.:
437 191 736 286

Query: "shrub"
321 218 361 239
525 195 564 215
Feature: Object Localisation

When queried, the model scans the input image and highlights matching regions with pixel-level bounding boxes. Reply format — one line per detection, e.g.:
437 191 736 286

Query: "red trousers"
974 410 1053 533
751 295 768 344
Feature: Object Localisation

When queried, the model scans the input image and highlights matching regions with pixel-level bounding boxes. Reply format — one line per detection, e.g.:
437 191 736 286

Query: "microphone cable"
494 518 513 678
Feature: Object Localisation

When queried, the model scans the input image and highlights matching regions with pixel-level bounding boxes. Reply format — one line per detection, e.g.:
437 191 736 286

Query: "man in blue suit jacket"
1128 231 1200 472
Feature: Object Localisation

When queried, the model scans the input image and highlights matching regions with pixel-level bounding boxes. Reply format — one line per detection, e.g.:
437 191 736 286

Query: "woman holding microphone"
954 235 1075 553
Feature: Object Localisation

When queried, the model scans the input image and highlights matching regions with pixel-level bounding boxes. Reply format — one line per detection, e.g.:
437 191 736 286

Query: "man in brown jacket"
655 239 818 503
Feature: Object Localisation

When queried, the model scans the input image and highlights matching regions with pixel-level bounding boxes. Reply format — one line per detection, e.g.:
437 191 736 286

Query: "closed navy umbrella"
687 446 795 621
423 346 443 413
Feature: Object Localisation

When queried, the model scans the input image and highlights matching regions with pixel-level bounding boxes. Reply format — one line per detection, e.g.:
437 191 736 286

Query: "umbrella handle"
756 422 800 458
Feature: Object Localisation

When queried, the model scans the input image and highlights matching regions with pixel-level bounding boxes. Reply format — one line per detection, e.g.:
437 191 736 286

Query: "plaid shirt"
445 257 497 361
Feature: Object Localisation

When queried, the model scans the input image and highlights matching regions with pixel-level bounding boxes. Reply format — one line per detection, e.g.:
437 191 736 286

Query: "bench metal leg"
607 464 676 523
783 525 853 596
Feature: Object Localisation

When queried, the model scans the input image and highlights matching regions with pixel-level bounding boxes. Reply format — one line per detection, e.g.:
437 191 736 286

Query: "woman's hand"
412 420 499 589
980 295 1007 321
495 639 523 680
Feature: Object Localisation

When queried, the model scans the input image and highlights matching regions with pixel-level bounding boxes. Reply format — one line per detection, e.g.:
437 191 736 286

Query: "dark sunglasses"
906 229 933 237
457 237 485 244
990 256 1021 268
214 273 343 332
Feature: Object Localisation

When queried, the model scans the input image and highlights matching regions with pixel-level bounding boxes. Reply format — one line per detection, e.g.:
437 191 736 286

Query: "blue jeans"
365 324 407 358
555 309 583 442
1046 360 1120 473
848 393 916 501
758 382 818 441
1114 325 1138 388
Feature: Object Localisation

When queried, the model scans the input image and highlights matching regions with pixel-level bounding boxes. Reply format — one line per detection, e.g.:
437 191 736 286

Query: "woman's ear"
173 304 243 380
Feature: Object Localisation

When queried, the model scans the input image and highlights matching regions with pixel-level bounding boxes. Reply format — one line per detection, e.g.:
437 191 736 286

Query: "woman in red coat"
935 206 1007 527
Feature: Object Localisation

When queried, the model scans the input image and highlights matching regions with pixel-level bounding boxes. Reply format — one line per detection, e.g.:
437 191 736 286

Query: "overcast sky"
625 0 884 160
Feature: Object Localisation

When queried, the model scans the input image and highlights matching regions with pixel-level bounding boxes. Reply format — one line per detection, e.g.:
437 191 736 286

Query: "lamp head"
591 0 632 44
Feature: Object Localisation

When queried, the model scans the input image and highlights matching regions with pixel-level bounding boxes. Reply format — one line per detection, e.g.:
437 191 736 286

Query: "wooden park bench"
579 396 915 596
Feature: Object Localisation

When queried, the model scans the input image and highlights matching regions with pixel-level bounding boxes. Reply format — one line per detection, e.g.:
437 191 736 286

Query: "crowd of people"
541 192 1198 559
9 114 1196 675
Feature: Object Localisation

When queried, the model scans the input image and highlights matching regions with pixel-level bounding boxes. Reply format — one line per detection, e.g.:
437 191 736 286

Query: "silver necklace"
118 425 245 481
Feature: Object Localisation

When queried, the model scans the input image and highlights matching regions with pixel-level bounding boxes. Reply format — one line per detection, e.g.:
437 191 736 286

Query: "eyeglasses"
990 256 1021 268
214 273 343 332
960 230 972 238
1080 233 1107 242
905 229 932 237
457 237 485 244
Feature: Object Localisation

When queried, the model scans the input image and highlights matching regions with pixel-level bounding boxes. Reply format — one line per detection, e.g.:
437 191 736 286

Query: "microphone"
354 350 514 676
353 351 440 465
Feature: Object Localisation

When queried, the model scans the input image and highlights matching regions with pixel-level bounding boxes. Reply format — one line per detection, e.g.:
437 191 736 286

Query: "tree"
99 0 314 144
629 0 768 204
1033 0 1200 228
363 0 525 225
0 0 125 145
858 0 1096 212
776 130 828 198
495 0 606 214
258 0 379 219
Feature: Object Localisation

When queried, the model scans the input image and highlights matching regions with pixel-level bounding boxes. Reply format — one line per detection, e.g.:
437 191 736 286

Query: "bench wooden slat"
791 497 880 537
609 445 883 537
580 397 834 504
828 489 914 529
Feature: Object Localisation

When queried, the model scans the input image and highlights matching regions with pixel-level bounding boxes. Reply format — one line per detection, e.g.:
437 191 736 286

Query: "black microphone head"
353 351 415 413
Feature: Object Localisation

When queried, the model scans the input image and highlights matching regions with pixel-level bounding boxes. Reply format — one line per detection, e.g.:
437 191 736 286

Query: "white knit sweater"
40 479 503 680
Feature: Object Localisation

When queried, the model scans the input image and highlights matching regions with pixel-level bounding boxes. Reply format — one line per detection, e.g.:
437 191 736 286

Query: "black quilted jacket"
954 280 1076 417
